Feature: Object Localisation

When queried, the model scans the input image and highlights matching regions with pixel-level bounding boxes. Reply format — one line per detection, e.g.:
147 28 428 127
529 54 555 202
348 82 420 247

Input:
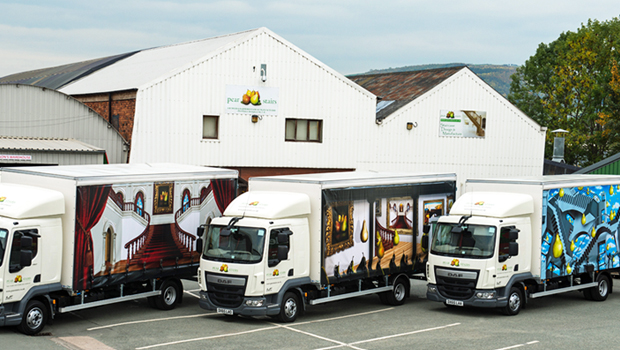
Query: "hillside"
361 63 517 97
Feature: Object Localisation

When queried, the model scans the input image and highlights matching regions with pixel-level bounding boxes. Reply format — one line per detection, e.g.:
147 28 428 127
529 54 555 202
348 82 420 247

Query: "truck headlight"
427 285 437 294
475 291 496 299
245 299 264 307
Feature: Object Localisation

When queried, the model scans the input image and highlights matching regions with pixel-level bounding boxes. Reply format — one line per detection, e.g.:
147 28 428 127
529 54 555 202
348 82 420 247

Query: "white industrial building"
1 27 545 194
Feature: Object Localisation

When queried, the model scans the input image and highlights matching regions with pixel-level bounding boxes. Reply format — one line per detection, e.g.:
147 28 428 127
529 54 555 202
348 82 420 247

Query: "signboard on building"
439 110 486 138
0 155 31 161
225 85 279 116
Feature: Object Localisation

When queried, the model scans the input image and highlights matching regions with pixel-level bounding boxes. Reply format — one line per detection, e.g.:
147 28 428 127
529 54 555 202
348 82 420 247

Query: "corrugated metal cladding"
0 149 104 166
0 84 128 164
129 28 376 170
355 68 545 194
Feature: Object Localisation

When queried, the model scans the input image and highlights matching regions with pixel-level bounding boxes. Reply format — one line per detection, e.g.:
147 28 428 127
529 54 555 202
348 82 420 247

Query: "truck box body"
426 174 620 314
0 163 237 333
199 171 456 320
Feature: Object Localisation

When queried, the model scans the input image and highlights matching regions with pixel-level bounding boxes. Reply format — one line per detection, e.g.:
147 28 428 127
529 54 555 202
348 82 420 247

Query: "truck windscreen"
203 225 266 263
431 224 496 259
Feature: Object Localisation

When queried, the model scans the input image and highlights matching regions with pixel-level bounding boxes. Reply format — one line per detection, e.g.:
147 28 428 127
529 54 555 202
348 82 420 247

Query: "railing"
124 211 151 260
375 220 394 257
174 199 201 253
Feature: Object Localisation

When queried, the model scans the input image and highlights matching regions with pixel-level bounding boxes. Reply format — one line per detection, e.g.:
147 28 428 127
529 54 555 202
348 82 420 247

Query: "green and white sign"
225 85 279 116
439 110 486 138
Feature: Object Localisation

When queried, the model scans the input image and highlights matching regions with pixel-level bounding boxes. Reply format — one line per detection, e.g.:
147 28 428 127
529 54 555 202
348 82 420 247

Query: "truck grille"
205 273 247 308
435 267 478 300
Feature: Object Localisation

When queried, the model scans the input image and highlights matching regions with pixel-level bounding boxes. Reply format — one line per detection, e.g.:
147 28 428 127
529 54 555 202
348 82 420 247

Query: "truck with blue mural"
426 175 620 315
0 163 237 334
197 171 456 322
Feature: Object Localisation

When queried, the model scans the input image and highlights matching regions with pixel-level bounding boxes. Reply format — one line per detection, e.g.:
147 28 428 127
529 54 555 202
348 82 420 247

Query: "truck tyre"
278 292 299 322
502 287 522 316
386 277 409 306
590 274 610 301
18 300 47 335
155 280 181 310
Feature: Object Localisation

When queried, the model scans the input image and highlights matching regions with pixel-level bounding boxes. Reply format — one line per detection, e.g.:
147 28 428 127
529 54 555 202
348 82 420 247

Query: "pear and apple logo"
220 264 228 273
0 197 5 202
14 275 22 283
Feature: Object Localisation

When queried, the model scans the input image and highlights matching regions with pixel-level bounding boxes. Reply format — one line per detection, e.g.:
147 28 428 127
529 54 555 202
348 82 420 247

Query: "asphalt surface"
2 278 619 350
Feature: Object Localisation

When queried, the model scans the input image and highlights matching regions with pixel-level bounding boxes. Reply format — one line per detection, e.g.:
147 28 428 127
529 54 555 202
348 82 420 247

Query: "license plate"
217 308 233 315
446 299 464 307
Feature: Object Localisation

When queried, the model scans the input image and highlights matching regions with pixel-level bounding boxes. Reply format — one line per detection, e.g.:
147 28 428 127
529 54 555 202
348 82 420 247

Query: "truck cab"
0 184 64 334
426 192 531 314
197 191 311 322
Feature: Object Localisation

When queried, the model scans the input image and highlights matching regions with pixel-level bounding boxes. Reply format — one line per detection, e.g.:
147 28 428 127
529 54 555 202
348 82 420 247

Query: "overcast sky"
1 1 618 78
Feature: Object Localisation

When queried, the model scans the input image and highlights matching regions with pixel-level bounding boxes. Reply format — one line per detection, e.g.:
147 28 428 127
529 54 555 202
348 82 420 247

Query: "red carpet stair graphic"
130 223 186 267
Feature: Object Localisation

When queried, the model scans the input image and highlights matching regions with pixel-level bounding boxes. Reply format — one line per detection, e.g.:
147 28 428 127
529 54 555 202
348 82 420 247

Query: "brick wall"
73 90 137 143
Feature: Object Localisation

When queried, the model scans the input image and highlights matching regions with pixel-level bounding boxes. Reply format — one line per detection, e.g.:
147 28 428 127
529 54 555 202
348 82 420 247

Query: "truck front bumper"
198 291 281 317
426 283 507 308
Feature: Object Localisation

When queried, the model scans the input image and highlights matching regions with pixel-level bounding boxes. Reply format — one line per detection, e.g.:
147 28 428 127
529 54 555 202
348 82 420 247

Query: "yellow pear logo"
393 229 400 245
566 263 572 274
377 240 384 258
592 227 597 237
553 234 563 258
581 214 586 225
559 188 564 197
611 186 614 195
570 240 575 251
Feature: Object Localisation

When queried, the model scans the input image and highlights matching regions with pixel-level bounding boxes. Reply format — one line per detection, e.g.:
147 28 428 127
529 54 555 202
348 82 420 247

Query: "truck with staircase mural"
197 171 456 322
0 163 237 334
426 175 620 315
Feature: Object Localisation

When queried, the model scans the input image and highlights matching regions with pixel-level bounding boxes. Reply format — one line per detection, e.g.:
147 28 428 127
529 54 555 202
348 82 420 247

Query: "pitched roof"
60 29 259 95
0 53 137 90
348 66 465 121
0 29 260 94
574 152 620 174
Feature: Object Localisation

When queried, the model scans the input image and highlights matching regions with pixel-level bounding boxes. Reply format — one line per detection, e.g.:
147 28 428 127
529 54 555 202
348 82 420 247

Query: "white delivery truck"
0 163 237 334
426 175 620 315
197 171 456 321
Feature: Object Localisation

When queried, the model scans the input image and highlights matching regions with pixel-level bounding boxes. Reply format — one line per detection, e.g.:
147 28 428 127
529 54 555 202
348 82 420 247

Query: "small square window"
203 115 219 139
285 119 322 143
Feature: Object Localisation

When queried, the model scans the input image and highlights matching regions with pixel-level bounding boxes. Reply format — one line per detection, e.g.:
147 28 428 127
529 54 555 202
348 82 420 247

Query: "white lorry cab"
426 175 620 315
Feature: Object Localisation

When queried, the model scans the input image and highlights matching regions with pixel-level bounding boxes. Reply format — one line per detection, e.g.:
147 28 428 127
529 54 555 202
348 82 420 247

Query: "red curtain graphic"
211 179 235 213
74 185 111 290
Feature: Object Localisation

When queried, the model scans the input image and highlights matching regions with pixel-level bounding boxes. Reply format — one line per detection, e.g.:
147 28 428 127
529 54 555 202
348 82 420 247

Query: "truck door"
3 229 41 304
496 226 519 287
264 227 294 295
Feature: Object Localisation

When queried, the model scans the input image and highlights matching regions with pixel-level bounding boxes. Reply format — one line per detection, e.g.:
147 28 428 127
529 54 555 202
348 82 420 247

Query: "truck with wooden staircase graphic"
197 171 455 322
0 163 237 334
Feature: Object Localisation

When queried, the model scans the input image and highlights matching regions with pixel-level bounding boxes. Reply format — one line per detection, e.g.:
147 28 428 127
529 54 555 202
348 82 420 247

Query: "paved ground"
2 278 619 350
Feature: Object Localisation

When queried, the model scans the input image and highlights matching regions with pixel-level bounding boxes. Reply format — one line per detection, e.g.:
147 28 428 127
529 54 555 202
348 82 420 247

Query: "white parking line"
135 325 282 349
133 308 393 349
87 313 216 331
495 340 539 350
279 325 365 350
314 323 461 350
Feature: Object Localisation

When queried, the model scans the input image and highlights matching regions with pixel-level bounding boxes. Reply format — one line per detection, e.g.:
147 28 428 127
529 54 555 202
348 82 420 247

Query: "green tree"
509 18 620 166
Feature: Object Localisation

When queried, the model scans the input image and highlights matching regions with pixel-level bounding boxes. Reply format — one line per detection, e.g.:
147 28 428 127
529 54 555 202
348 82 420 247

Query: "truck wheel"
590 274 610 301
278 292 299 322
386 277 409 306
18 300 47 335
502 287 522 316
155 280 181 310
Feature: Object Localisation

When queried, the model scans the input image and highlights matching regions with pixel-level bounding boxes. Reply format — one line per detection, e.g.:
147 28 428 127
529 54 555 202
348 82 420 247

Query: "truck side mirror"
423 225 430 234
509 228 519 241
509 242 519 256
277 245 289 261
421 235 429 250
195 238 203 253
21 236 33 249
197 226 205 237
278 230 293 244
20 250 33 268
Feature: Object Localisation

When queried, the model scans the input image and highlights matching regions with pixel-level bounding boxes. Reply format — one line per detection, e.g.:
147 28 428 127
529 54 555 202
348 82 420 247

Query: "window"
285 119 322 142
135 192 144 217
9 229 38 272
104 228 114 264
182 189 191 212
203 115 219 139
